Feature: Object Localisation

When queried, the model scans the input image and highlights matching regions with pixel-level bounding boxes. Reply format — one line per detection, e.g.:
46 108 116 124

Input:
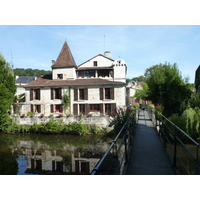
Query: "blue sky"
1 25 200 83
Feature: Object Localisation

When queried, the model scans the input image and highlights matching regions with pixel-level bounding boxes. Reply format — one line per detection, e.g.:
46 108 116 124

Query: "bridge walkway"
126 110 176 175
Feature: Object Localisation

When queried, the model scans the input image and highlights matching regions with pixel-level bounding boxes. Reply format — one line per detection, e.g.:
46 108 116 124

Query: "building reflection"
11 140 109 175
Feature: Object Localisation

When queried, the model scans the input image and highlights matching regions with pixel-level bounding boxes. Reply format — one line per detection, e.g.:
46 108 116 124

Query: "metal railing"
148 108 200 175
91 109 138 175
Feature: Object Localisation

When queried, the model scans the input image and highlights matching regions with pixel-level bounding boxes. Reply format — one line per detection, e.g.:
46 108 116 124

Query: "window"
105 88 111 99
98 70 110 77
31 104 41 113
90 104 100 112
79 89 85 100
51 88 62 100
93 61 98 66
79 104 85 115
74 89 88 101
105 104 111 114
100 88 114 100
77 70 95 78
30 89 40 100
57 74 63 79
105 103 116 115
50 104 63 113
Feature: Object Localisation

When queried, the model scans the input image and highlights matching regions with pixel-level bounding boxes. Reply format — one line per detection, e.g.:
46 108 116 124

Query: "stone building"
22 41 127 116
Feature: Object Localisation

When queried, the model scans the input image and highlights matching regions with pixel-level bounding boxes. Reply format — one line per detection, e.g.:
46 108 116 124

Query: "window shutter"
74 89 78 101
100 88 104 100
50 104 54 113
111 88 114 100
111 103 117 115
60 104 63 113
38 89 41 100
30 89 33 100
85 104 89 115
31 104 34 112
73 104 78 115
38 105 41 113
59 88 62 99
84 89 88 100
51 88 54 100
100 103 104 114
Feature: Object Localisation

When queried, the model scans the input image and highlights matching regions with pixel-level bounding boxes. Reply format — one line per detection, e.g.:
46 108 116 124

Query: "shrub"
62 122 88 135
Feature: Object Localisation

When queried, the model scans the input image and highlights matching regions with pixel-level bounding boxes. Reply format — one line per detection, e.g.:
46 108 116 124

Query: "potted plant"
40 113 44 118
58 113 63 117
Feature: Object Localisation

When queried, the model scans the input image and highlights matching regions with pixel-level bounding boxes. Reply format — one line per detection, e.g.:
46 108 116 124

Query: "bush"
62 122 88 135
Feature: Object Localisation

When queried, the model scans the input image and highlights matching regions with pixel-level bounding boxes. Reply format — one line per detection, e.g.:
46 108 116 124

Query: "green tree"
145 62 192 116
135 82 149 100
0 54 16 131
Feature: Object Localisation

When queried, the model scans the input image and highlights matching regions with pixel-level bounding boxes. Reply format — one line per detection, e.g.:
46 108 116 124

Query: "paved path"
126 110 176 175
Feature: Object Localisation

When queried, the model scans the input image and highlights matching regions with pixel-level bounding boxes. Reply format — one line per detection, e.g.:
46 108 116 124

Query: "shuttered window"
30 89 40 100
105 103 116 115
74 89 88 101
31 104 41 113
100 88 114 100
51 88 62 100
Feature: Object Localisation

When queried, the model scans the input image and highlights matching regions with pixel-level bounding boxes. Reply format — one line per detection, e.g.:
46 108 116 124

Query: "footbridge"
91 108 200 175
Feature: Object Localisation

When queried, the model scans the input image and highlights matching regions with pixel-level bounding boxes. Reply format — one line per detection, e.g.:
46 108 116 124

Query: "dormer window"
57 74 63 79
93 61 98 66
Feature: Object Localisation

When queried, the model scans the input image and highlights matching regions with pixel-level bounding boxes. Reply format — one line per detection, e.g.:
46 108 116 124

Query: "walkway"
126 110 176 175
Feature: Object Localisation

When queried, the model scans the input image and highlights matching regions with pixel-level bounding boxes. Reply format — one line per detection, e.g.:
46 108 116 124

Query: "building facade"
22 42 127 116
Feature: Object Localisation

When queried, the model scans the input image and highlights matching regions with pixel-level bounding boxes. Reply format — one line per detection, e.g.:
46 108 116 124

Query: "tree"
145 62 192 116
0 54 16 131
135 82 149 100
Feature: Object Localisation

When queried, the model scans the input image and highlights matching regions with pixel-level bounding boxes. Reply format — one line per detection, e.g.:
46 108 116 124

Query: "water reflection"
5 134 112 175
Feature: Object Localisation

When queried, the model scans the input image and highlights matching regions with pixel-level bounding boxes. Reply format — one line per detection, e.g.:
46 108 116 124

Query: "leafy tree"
134 82 149 100
0 54 16 131
14 68 51 77
145 62 192 116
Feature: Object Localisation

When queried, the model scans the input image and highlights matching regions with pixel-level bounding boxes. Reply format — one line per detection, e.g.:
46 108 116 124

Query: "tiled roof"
24 74 126 88
16 76 36 84
51 41 77 69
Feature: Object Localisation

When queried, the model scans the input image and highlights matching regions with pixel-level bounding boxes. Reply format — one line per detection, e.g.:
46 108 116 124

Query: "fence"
148 108 200 175
91 109 138 175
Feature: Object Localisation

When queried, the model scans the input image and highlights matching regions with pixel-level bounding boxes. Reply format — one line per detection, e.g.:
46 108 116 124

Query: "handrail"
157 110 199 146
91 109 138 175
148 108 200 175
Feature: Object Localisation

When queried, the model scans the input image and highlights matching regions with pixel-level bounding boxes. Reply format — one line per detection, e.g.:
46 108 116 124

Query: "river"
0 133 113 175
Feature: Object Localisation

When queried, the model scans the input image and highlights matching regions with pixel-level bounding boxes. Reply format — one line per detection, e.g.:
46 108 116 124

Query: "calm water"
0 133 112 175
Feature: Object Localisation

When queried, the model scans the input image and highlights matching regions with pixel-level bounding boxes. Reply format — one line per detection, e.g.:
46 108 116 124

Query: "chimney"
104 51 111 58
52 60 55 64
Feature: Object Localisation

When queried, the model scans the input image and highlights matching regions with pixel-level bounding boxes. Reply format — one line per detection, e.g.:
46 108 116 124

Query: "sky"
1 25 200 83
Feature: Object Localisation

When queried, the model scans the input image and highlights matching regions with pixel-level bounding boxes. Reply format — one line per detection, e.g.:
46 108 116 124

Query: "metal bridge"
91 108 200 175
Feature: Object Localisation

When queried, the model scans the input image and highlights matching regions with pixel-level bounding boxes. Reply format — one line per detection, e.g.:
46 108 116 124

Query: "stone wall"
12 115 114 128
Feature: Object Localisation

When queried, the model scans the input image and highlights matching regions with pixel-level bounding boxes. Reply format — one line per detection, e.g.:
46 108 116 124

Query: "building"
22 41 127 116
195 65 200 94
15 76 37 96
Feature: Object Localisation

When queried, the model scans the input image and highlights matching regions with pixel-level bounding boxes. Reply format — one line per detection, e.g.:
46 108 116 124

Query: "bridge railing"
147 108 200 175
91 109 139 175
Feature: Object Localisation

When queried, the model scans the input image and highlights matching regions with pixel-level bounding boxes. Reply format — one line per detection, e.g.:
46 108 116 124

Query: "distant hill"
14 68 51 78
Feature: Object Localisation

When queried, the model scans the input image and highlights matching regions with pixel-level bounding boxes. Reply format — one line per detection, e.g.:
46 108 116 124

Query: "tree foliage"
145 62 192 116
0 54 16 131
134 82 149 100
14 68 51 77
